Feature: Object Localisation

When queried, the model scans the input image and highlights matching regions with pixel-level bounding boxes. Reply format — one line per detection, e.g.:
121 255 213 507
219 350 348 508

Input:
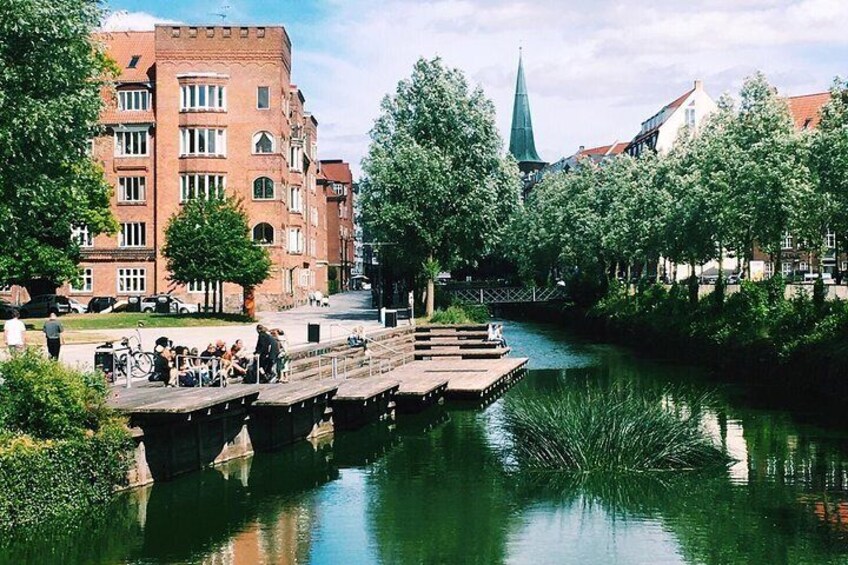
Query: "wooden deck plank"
415 347 510 359
252 381 339 407
335 377 399 401
395 374 450 397
415 331 489 340
108 386 259 415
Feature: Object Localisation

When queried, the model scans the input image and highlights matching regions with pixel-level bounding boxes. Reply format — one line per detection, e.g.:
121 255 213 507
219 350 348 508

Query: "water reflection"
4 320 848 564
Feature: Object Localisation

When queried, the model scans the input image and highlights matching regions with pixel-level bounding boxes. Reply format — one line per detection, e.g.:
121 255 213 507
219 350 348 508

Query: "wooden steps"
414 347 511 360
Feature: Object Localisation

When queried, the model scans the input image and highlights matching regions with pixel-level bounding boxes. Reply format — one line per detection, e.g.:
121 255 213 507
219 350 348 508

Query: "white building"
626 80 717 157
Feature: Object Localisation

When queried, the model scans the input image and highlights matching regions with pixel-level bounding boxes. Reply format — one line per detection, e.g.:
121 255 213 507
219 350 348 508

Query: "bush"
0 420 133 534
0 351 133 533
428 304 489 325
502 383 729 473
0 351 108 440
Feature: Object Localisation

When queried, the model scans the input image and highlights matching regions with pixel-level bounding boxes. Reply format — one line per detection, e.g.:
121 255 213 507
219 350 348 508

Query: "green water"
5 320 848 564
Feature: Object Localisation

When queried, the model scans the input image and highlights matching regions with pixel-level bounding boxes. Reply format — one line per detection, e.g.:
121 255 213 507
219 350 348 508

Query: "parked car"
140 294 199 314
68 297 87 314
0 299 16 320
88 296 117 313
726 273 743 284
18 294 72 318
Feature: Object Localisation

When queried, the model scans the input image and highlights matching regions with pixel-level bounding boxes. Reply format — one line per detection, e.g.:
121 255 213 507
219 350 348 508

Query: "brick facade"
2 25 342 312
319 160 355 292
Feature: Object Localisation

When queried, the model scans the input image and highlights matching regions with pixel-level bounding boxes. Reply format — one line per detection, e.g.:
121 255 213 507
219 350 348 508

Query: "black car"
87 296 117 313
19 294 72 318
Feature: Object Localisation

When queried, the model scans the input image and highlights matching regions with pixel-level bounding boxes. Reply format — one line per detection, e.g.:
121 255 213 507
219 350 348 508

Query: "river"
5 319 848 564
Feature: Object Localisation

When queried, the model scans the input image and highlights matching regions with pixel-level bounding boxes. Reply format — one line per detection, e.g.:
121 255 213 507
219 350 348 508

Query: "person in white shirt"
4 310 26 354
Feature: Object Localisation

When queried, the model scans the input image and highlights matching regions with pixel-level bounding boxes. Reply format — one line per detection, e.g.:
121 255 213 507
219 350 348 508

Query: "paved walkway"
58 291 393 370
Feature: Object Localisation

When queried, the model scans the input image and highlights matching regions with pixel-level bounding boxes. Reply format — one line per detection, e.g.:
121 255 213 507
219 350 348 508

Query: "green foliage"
0 351 133 533
428 304 489 325
510 71 833 287
163 195 271 292
0 0 117 293
503 382 728 473
360 57 521 284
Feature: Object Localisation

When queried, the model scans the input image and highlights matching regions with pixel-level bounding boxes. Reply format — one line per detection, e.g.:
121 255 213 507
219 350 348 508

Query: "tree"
0 0 117 296
163 196 270 317
810 78 848 283
360 57 521 316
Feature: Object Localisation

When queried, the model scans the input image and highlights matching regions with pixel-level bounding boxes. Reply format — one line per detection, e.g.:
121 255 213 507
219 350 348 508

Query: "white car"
140 295 199 314
68 298 87 314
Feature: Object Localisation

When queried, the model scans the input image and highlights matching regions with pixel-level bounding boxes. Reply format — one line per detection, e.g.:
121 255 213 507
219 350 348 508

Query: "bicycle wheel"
115 354 128 377
131 351 155 378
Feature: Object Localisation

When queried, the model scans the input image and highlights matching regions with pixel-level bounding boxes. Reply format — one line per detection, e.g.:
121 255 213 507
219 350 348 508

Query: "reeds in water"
502 383 729 473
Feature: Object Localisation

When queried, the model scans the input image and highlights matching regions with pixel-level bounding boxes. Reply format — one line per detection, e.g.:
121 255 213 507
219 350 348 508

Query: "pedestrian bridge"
445 286 566 305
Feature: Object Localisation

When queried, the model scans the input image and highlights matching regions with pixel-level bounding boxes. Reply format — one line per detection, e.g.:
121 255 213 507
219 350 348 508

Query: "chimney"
579 145 585 151
694 79 703 91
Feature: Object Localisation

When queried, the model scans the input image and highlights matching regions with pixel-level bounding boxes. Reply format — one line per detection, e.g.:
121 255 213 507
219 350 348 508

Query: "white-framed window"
119 223 146 247
253 177 274 200
782 232 793 250
310 206 318 227
179 128 226 157
253 131 275 154
257 86 270 109
72 225 93 248
115 127 148 157
0 284 11 293
118 90 149 111
309 173 316 193
290 186 303 213
180 174 226 201
299 269 310 288
118 177 146 203
311 141 318 160
800 261 809 272
289 145 302 172
117 268 146 294
180 84 226 111
782 263 793 276
188 280 221 294
685 107 696 129
842 261 848 271
70 268 93 293
253 223 274 245
283 268 294 295
332 182 345 196
310 237 316 257
287 228 304 254
826 232 836 249
765 262 773 279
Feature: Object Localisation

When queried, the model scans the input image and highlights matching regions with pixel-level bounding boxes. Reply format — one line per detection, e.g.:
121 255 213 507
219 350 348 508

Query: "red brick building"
3 25 337 311
319 160 355 292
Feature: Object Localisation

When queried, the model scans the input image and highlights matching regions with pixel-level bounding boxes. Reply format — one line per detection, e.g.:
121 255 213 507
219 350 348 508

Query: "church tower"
509 49 546 185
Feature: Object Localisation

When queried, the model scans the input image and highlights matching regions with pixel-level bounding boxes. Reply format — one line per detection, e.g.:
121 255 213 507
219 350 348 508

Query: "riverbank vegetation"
0 352 133 534
427 303 490 325
503 382 728 473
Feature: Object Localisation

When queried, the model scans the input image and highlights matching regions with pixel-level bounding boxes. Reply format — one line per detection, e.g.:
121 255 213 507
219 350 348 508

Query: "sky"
101 0 848 177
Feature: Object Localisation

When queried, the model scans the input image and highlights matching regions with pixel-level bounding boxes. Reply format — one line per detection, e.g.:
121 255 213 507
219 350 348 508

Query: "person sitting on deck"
221 342 248 379
486 323 498 343
151 346 178 387
494 324 507 348
348 325 367 349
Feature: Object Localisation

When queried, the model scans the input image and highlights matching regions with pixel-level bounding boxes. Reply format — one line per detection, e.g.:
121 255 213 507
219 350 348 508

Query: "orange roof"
578 142 628 158
667 88 694 110
787 92 831 130
93 31 155 83
320 160 353 184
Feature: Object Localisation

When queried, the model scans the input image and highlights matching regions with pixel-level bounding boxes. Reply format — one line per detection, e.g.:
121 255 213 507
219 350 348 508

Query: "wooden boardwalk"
333 377 399 430
386 357 528 399
252 381 339 408
109 386 259 416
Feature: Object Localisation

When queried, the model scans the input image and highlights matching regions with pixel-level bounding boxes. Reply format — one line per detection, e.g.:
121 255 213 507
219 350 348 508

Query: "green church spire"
509 48 544 166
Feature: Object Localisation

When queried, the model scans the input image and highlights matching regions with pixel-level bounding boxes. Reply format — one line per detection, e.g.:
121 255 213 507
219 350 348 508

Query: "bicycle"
114 322 154 380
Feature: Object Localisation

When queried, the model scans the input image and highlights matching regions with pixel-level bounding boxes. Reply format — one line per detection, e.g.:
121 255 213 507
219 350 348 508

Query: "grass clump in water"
503 383 729 473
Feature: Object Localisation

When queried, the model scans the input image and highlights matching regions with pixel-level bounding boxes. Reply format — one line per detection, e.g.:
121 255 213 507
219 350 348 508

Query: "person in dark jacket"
254 325 279 382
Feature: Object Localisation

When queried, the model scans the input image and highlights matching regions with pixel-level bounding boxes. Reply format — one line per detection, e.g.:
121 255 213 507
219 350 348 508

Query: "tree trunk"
204 284 210 314
774 246 782 280
836 235 842 285
211 281 218 314
243 286 256 318
218 282 224 313
426 278 435 319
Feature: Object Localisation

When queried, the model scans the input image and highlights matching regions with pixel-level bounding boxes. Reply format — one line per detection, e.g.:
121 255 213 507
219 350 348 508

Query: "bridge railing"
446 286 566 304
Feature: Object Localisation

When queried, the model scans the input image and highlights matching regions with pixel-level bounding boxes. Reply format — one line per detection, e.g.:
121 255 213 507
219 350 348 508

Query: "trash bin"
155 295 171 314
126 296 141 313
308 323 321 343
385 309 398 328
94 343 115 380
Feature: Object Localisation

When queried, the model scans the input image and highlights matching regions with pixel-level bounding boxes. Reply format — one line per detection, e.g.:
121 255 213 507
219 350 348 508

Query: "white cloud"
100 11 179 31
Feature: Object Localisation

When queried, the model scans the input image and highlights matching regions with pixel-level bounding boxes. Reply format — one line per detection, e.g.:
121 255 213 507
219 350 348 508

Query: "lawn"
3 312 254 332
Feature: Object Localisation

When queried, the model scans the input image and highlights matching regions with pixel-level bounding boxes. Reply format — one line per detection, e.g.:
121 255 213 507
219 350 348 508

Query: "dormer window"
128 55 140 69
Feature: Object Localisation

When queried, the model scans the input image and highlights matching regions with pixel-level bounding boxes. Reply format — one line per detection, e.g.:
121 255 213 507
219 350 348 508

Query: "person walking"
4 309 26 355
42 311 64 360
254 325 279 382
